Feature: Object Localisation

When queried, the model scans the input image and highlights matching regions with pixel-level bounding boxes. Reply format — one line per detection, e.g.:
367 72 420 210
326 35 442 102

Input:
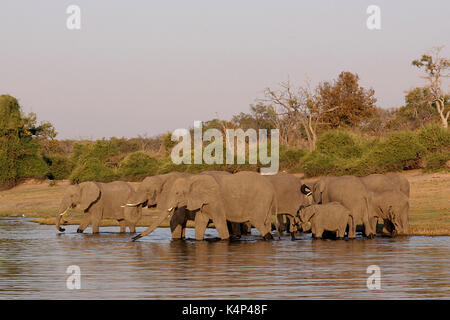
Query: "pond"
0 218 448 299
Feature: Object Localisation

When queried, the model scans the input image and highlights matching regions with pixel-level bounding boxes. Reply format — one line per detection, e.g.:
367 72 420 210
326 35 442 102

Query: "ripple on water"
0 218 449 299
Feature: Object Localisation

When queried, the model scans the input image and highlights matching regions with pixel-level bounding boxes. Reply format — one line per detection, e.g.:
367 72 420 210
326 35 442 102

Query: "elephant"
264 173 308 234
301 175 374 239
384 173 410 197
122 171 191 239
360 173 410 198
297 202 352 239
368 190 409 236
132 171 278 241
56 181 142 233
122 171 245 240
360 173 410 235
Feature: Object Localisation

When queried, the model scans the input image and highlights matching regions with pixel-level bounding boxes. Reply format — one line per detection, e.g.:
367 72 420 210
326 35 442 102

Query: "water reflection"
0 218 448 299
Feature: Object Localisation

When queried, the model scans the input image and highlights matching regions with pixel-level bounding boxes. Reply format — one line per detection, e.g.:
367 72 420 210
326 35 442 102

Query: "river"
0 217 448 299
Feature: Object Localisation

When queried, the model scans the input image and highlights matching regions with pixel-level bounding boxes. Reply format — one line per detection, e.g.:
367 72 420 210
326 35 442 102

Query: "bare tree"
412 46 450 129
262 79 339 151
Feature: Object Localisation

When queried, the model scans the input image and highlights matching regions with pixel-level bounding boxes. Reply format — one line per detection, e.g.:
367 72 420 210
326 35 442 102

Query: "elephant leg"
77 215 91 233
347 216 356 239
181 221 187 239
242 222 252 235
118 220 126 233
276 214 285 233
369 216 378 235
212 216 229 240
170 218 184 240
91 218 101 234
253 219 272 240
129 224 136 233
195 213 210 240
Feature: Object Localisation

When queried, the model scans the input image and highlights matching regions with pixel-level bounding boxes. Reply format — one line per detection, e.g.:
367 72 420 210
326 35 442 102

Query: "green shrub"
46 154 74 180
16 154 49 179
280 148 307 171
70 157 117 183
316 130 362 159
300 151 338 177
424 151 450 172
363 131 426 172
118 152 160 180
417 124 450 152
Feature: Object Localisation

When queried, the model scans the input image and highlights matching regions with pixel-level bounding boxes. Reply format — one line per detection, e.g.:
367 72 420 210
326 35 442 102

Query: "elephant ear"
187 175 218 211
79 182 101 211
300 206 316 222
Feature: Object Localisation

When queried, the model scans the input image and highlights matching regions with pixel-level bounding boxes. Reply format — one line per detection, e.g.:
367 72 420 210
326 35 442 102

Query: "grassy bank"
0 170 449 235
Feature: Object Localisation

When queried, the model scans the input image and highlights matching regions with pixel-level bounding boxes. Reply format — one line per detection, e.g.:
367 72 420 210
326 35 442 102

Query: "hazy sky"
0 1 449 139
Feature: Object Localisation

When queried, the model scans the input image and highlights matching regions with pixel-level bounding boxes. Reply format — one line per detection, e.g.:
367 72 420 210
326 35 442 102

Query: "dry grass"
0 171 449 235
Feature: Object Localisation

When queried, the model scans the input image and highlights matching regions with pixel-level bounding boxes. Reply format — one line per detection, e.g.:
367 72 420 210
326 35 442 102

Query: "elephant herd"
55 171 410 241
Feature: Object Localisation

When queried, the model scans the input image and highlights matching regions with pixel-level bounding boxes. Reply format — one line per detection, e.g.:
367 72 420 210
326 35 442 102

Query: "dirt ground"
0 170 448 235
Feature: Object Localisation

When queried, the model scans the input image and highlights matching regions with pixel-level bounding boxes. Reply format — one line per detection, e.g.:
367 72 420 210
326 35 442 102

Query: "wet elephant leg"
253 219 273 240
212 217 230 240
91 218 100 233
77 215 91 233
195 213 210 240
119 220 126 233
170 219 184 240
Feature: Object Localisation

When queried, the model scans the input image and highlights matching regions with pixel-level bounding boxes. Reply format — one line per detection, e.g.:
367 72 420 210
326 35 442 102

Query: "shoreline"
1 170 449 236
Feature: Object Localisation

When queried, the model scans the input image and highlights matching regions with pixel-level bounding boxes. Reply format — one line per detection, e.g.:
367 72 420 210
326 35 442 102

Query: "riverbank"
0 170 448 235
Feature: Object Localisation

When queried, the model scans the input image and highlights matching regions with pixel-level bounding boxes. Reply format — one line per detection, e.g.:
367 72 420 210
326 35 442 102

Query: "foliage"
0 95 53 187
118 152 160 180
416 124 450 152
69 157 117 183
315 130 362 159
45 154 74 180
317 72 377 128
423 151 450 172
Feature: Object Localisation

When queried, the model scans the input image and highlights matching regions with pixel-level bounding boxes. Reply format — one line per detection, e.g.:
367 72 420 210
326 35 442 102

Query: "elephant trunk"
56 205 69 232
132 208 175 241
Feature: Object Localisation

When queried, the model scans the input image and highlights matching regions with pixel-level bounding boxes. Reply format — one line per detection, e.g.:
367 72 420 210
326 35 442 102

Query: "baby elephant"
297 202 352 239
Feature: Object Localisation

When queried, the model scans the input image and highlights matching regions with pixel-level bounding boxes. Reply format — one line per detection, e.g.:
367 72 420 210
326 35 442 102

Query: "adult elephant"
265 173 308 235
369 190 409 236
301 176 374 239
360 174 409 197
56 181 141 233
384 173 410 197
122 172 191 239
360 173 410 236
122 171 242 240
132 171 278 241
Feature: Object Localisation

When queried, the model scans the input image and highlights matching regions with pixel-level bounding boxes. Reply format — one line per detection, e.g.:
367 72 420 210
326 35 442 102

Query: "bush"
70 157 117 183
118 152 160 180
424 151 450 172
362 131 426 172
316 130 362 159
280 148 307 171
16 154 49 179
300 151 338 177
46 154 74 180
417 124 450 153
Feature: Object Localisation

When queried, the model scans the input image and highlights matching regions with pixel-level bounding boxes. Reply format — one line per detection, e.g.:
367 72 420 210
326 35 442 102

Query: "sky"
0 0 449 139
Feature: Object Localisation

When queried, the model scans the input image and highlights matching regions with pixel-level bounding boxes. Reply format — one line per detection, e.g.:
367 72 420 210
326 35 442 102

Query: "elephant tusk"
59 209 69 216
306 192 312 196
167 207 174 212
122 203 141 208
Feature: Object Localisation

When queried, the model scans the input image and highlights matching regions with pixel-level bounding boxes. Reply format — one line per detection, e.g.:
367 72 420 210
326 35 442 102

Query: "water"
0 217 449 299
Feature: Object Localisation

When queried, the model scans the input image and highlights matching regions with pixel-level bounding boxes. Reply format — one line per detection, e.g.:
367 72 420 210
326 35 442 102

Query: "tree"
0 94 55 187
262 79 339 150
316 72 377 128
412 46 450 128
